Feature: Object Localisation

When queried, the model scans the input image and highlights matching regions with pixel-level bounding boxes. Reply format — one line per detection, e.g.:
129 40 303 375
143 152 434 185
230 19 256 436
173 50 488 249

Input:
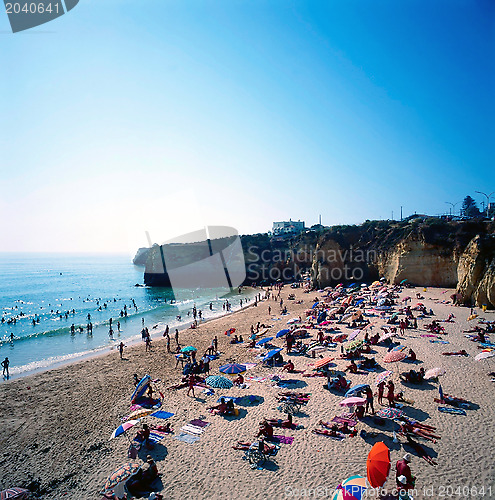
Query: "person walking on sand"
145 336 152 352
175 329 179 347
166 334 171 353
119 342 125 359
2 357 9 379
187 374 195 397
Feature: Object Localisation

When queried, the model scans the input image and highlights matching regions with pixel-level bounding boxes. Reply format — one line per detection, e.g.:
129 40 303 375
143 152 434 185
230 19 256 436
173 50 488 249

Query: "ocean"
0 253 254 379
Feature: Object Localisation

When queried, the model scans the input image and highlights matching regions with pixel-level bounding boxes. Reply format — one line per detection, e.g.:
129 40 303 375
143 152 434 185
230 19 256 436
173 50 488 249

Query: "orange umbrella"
366 442 391 488
314 357 334 369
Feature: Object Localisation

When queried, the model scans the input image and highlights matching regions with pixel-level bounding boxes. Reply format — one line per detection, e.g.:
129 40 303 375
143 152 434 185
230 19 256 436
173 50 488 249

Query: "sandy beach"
1 284 494 500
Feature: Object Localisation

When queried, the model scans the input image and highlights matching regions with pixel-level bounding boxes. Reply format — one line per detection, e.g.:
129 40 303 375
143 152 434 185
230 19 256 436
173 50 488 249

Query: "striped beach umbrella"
314 356 334 369
205 375 233 389
219 363 246 374
331 475 367 500
102 462 141 493
374 371 392 386
110 419 141 440
0 488 30 500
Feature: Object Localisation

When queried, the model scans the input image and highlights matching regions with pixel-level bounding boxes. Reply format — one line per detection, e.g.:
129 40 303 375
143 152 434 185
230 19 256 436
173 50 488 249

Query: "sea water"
0 253 255 379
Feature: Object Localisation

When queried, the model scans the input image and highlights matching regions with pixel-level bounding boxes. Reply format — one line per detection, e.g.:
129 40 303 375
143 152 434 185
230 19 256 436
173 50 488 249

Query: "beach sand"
0 285 494 499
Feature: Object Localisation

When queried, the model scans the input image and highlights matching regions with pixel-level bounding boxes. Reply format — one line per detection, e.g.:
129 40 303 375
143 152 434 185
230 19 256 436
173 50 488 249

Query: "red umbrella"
383 351 406 363
367 442 391 488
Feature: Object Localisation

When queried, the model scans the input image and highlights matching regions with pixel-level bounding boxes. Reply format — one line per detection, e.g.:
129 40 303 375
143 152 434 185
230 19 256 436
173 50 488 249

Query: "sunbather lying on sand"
319 420 357 436
265 414 296 429
406 436 438 466
398 416 436 431
233 440 277 454
312 428 345 439
399 422 440 443
442 350 468 356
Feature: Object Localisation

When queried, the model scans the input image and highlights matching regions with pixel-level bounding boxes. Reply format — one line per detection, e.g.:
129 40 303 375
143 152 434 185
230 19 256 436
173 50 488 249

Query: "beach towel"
148 430 168 443
246 376 267 382
430 340 450 344
421 334 439 338
189 419 210 428
438 406 467 416
151 411 174 419
181 424 205 435
174 432 201 444
273 435 294 444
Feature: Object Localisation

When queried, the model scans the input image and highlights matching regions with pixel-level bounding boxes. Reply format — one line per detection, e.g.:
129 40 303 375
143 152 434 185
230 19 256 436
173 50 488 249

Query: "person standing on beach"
387 380 395 407
166 335 171 353
377 381 386 405
175 329 179 347
2 357 9 379
119 342 125 359
187 374 195 397
365 386 375 414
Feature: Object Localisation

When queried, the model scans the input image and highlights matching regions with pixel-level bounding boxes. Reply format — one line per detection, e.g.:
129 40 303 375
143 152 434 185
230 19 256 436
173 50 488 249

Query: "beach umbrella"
424 367 446 379
308 345 327 353
347 330 361 341
205 375 233 389
383 351 406 363
367 442 391 488
375 371 392 386
345 339 364 352
276 329 290 338
400 279 408 285
219 363 246 374
263 348 283 361
181 346 197 353
475 351 495 361
331 475 367 500
256 337 273 346
101 461 141 493
287 318 300 324
131 374 151 403
339 397 366 407
314 356 334 369
345 384 370 398
376 407 404 419
126 408 155 420
110 419 141 440
0 488 30 500
312 302 319 309
379 331 398 342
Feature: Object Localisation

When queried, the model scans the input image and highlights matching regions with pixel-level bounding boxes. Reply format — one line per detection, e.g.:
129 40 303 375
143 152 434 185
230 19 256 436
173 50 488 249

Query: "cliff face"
139 220 495 308
310 219 495 308
456 235 495 307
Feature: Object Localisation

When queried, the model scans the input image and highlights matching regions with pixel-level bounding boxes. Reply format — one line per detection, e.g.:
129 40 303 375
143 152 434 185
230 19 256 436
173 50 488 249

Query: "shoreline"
2 286 260 382
0 284 494 499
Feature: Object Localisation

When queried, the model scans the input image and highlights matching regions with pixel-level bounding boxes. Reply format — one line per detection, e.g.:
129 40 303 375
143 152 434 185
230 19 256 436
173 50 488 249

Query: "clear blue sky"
1 0 494 252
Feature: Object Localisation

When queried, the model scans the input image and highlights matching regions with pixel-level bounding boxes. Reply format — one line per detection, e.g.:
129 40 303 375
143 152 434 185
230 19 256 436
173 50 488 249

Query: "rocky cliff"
140 219 495 308
310 219 495 308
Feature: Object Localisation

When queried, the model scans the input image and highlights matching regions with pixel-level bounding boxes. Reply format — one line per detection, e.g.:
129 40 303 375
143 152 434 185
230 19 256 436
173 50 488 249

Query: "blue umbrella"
256 337 273 346
219 363 246 374
205 375 233 389
355 298 364 305
345 384 370 398
276 329 290 338
312 302 319 309
263 348 282 361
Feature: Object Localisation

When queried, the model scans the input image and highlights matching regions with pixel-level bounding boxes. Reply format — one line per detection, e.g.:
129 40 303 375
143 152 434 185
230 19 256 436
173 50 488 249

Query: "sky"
1 0 494 253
